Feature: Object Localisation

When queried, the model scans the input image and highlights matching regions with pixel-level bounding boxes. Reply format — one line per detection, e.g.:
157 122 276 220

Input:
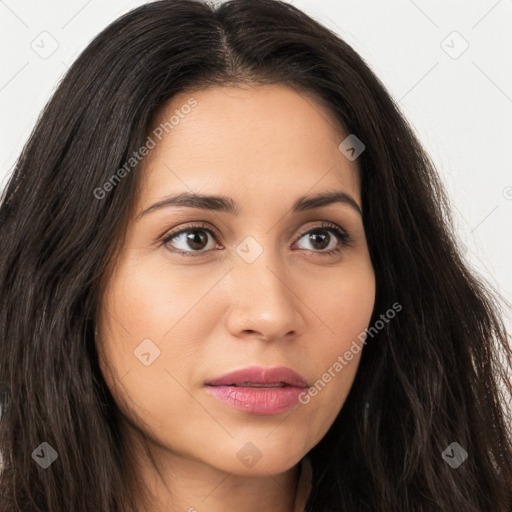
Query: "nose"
224 248 306 342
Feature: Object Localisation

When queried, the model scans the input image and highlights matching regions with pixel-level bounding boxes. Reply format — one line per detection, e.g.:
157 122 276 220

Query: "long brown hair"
1 1 511 510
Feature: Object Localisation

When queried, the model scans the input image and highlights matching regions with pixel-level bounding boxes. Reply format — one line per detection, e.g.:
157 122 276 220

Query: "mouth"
204 366 309 415
213 382 289 388
204 365 308 388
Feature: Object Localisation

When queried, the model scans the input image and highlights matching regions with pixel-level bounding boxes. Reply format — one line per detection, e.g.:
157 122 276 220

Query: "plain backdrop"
1 0 511 329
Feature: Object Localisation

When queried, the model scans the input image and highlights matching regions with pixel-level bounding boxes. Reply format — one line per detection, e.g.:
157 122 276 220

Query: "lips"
205 366 308 388
204 366 309 415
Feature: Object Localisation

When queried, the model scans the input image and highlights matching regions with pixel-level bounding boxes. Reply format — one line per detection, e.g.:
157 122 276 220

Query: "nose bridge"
241 251 285 298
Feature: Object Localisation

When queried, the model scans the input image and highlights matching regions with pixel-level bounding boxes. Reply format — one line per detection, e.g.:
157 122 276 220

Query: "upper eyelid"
296 221 346 237
162 223 219 241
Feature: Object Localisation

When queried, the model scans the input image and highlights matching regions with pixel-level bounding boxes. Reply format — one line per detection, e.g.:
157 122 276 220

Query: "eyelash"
161 221 351 258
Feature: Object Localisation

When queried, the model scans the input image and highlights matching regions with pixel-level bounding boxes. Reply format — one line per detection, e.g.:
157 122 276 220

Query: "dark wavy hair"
1 1 511 510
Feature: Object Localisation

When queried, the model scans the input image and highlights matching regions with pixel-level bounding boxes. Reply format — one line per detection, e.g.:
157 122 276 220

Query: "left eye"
299 229 338 252
163 226 218 254
295 227 346 253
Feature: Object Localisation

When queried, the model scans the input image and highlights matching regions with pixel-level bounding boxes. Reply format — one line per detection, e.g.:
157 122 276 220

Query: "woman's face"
97 84 375 475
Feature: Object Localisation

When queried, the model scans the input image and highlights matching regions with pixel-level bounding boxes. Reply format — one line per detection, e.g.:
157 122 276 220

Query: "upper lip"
205 366 308 388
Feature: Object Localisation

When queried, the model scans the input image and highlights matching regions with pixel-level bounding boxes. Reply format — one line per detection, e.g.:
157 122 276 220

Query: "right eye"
162 223 222 256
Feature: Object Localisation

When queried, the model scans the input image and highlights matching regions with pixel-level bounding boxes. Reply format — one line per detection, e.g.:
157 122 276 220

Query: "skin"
96 84 376 512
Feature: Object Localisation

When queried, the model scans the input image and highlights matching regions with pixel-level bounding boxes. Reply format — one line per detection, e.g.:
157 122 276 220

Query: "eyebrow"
136 190 362 219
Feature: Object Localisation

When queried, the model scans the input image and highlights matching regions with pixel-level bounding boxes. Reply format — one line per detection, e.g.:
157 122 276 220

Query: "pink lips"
204 366 308 415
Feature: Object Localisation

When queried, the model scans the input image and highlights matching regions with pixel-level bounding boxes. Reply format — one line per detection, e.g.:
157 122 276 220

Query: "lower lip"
205 385 306 415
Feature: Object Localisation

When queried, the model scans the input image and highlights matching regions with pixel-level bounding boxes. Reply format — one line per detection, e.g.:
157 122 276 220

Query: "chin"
205 440 305 476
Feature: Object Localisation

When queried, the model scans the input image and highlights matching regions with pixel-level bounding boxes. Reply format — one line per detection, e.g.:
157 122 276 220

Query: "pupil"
310 231 329 250
187 230 207 250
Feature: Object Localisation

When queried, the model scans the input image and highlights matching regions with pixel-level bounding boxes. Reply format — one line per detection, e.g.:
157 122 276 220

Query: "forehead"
138 84 361 209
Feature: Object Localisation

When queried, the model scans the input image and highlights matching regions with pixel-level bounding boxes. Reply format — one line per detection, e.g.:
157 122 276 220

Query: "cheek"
99 252 223 366
326 252 375 340
96 255 226 434
294 258 375 429
299 254 375 354
102 255 212 338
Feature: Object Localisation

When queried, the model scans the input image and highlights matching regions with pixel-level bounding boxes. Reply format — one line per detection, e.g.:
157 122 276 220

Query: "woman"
0 1 511 511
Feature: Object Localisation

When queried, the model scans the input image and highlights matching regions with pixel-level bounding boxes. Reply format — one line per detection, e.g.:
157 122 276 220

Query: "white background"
1 0 511 328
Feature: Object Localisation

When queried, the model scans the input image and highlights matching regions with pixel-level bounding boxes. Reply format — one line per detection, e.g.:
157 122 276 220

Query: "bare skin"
96 84 376 512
